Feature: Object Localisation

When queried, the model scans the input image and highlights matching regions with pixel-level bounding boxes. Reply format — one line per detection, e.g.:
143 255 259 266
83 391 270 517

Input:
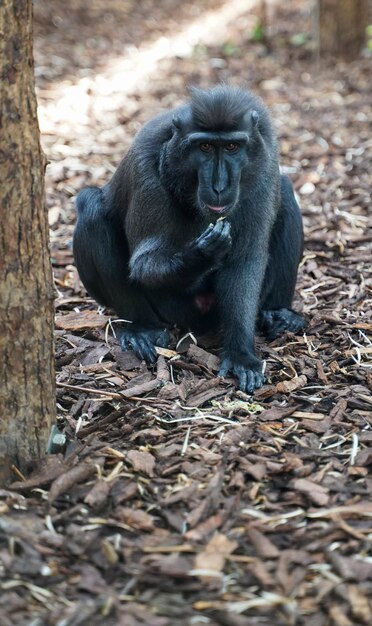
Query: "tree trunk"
0 0 55 484
317 0 368 60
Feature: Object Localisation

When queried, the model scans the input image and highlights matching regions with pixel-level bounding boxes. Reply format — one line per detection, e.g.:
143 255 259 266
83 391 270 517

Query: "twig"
181 426 191 456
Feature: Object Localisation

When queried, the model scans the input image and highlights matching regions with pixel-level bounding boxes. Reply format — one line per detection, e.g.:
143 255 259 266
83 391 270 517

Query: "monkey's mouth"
207 205 227 213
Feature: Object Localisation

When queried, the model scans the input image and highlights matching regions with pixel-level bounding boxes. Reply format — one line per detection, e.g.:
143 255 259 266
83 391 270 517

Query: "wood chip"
55 310 109 330
276 374 307 393
187 344 220 371
126 450 156 477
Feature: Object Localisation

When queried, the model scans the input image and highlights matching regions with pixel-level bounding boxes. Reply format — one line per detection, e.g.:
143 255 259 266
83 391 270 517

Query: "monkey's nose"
212 181 226 194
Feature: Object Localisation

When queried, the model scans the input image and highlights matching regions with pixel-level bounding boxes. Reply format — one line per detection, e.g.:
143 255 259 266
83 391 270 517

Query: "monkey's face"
188 133 249 218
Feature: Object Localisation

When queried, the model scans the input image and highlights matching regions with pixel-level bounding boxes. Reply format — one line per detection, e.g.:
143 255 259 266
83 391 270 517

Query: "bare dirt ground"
1 1 371 625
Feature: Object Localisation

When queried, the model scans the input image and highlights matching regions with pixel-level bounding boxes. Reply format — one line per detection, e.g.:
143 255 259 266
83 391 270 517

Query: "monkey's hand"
219 353 265 394
191 219 232 265
117 326 170 364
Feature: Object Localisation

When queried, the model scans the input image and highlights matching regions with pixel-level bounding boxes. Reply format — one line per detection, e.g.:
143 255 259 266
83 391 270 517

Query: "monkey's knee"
73 188 113 305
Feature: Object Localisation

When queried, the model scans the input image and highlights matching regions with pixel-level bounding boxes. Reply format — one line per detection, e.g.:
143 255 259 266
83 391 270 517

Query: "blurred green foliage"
367 24 372 49
222 41 238 56
290 32 308 47
251 23 265 42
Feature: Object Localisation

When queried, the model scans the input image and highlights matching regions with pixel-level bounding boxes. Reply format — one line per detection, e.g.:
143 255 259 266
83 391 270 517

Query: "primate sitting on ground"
73 85 305 393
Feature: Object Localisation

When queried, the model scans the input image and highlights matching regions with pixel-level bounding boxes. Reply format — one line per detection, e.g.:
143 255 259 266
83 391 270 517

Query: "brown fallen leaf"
259 405 297 421
354 449 372 466
276 548 311 595
276 374 307 393
111 347 142 370
84 479 111 509
116 507 154 531
238 459 267 481
101 538 119 565
328 605 353 626
49 460 104 505
193 531 237 577
246 526 280 558
328 551 372 582
184 513 223 541
247 560 275 587
347 584 372 623
55 309 109 330
221 425 254 446
329 398 348 420
315 359 329 384
208 610 260 626
186 498 210 529
144 553 192 577
290 477 330 506
157 382 186 401
126 450 156 477
76 563 107 594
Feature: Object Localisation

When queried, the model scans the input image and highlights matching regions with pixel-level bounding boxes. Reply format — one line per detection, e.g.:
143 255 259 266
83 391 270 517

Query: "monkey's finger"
202 222 223 242
197 228 225 252
155 329 170 348
218 359 231 378
131 336 157 364
194 224 215 246
202 223 216 237
243 369 256 394
120 336 131 351
238 369 248 392
212 219 225 234
220 220 231 237
254 372 266 389
212 221 231 246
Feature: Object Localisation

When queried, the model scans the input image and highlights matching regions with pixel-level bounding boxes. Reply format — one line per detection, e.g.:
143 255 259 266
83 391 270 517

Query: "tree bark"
317 0 368 60
0 0 55 484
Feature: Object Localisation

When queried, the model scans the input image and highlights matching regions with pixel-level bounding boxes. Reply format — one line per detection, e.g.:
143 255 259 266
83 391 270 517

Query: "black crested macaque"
74 85 305 393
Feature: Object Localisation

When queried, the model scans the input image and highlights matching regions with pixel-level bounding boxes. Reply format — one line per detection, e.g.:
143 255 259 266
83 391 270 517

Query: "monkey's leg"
73 187 170 362
259 175 305 340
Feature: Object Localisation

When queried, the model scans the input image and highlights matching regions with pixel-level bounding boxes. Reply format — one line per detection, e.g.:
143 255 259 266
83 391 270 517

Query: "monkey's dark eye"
225 143 238 152
199 143 213 152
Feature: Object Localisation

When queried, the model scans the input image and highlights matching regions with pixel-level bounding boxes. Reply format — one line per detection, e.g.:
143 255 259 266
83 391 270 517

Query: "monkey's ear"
250 110 259 127
243 109 259 130
172 115 183 131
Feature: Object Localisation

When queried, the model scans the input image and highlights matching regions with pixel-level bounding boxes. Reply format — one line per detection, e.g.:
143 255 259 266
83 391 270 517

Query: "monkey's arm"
216 251 268 394
128 220 231 289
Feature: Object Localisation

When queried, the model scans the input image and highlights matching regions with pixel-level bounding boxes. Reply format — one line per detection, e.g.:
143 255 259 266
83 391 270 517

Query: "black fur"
73 85 305 392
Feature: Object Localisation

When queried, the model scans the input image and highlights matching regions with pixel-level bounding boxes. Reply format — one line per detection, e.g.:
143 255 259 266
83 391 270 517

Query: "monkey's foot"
117 327 170 364
219 355 265 394
259 308 305 341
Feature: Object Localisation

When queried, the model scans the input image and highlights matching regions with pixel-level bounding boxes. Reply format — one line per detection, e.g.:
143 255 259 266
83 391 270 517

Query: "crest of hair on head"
190 85 259 132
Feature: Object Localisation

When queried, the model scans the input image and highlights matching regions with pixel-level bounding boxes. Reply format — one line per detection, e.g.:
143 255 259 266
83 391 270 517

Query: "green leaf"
223 42 237 57
290 32 307 47
251 24 265 42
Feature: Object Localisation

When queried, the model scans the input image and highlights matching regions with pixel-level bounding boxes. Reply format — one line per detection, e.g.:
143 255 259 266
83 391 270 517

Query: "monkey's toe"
152 328 171 348
117 327 169 363
219 357 265 394
259 308 305 341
